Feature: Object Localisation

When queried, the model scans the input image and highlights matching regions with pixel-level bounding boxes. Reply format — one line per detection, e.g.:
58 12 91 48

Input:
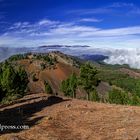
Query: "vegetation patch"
44 81 53 94
0 62 29 104
61 62 100 100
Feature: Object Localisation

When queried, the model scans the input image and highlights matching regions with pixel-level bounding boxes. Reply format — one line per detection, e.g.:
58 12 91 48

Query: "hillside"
17 58 78 94
13 52 84 97
1 51 140 139
0 93 140 140
1 51 140 103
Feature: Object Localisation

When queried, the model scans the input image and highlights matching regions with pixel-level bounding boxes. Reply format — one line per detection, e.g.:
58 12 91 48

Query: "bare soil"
17 58 79 95
0 93 140 140
119 68 140 79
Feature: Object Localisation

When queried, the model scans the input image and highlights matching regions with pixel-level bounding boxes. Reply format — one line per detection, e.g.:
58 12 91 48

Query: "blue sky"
0 0 140 48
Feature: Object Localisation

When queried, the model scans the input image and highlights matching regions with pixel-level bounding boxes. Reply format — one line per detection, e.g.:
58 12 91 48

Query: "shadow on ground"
0 96 70 135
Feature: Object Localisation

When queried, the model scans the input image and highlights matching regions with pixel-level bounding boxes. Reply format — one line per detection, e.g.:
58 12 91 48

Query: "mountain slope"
3 51 140 101
1 51 140 139
14 52 80 95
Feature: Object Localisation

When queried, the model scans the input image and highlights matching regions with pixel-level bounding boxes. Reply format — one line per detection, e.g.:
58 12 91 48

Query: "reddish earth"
119 68 140 79
0 93 140 140
16 58 79 94
16 57 85 97
1 53 140 140
40 63 79 95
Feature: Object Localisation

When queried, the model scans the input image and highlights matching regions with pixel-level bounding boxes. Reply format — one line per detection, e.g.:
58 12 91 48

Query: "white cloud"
8 22 30 30
110 2 134 8
68 8 112 15
1 18 140 49
49 25 99 35
1 18 140 69
79 18 102 22
68 2 140 17
8 19 59 32
104 48 140 69
38 19 59 26
129 7 140 15
109 2 140 15
79 26 140 37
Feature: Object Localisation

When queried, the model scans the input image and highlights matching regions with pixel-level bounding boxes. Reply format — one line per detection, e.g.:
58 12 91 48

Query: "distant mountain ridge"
39 45 90 48
79 54 109 62
0 45 108 63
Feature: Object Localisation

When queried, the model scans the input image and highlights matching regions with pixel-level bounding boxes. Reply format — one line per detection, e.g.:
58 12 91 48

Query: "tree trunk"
72 90 76 98
87 93 90 101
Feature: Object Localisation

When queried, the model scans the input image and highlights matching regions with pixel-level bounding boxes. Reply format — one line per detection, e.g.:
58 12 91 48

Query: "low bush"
44 81 53 94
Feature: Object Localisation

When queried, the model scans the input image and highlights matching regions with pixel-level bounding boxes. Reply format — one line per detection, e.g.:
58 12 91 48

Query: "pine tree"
69 73 77 98
79 62 99 100
1 64 17 95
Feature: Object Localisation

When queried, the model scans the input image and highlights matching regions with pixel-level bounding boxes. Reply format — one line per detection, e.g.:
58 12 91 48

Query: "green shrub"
79 62 100 100
16 66 29 95
8 54 27 61
60 63 100 100
60 73 77 98
44 81 53 94
97 69 140 97
60 79 70 96
1 94 22 104
130 94 140 106
0 63 29 103
108 87 130 105
90 90 100 101
40 63 46 70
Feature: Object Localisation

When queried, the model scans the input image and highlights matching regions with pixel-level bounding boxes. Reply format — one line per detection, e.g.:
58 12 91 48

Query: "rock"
65 104 71 108
84 104 88 107
48 116 53 120
44 116 53 121
8 136 22 140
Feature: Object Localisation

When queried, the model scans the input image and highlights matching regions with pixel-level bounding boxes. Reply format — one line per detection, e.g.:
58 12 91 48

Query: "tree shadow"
0 96 44 109
0 96 70 135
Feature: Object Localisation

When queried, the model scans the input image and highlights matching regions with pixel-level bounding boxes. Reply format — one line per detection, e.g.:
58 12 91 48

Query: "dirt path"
1 93 140 140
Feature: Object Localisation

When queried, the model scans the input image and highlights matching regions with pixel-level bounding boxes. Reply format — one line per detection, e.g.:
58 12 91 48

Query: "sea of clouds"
65 47 140 69
103 48 140 69
1 46 140 69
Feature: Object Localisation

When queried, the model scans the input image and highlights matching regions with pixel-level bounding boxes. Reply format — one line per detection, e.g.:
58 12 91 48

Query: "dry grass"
1 93 140 140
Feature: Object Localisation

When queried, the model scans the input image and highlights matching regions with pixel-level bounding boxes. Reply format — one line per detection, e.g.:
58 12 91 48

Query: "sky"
0 0 140 48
